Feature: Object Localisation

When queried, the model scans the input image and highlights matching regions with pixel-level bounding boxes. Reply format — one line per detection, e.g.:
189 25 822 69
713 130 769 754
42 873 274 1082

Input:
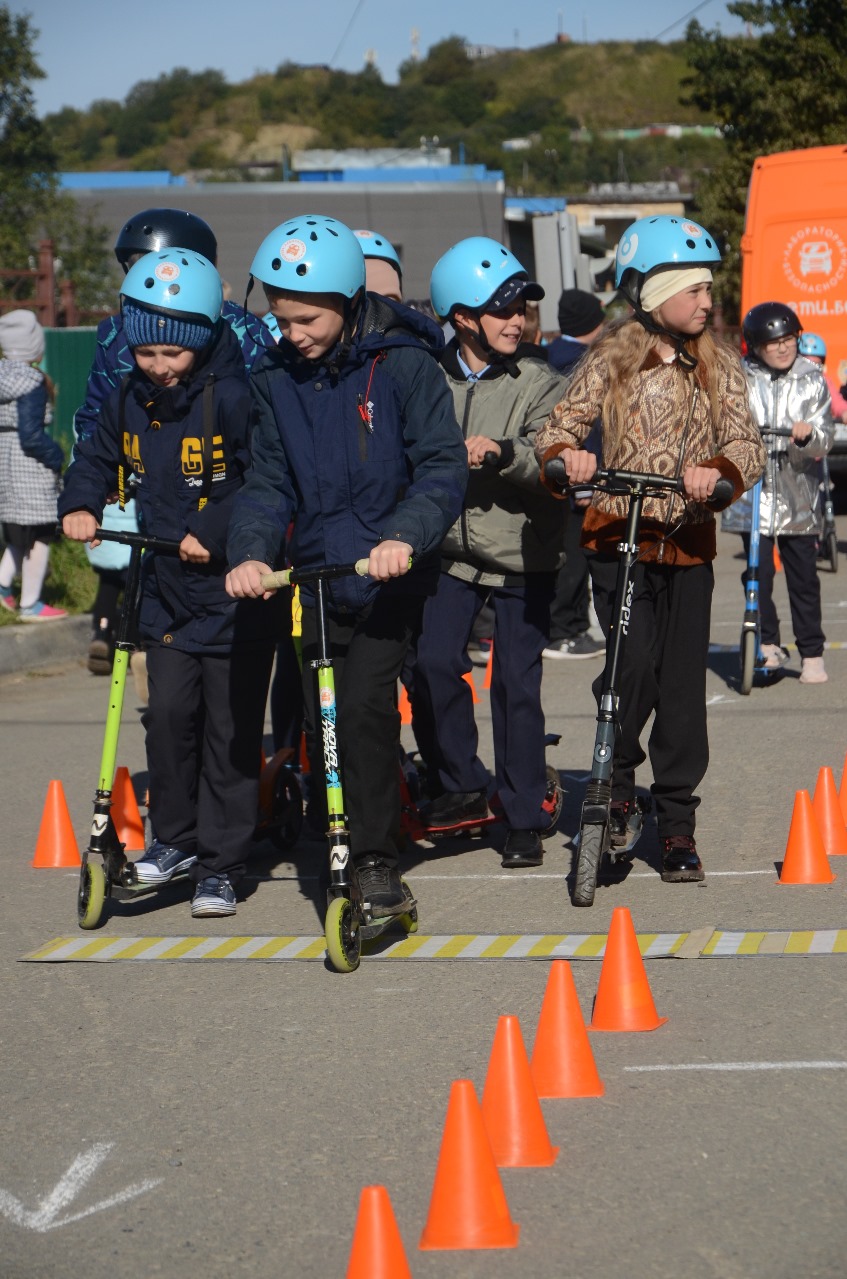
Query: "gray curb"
0 615 91 676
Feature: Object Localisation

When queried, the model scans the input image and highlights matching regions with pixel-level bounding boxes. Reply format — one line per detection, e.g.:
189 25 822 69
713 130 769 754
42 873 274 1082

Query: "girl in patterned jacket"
536 216 765 885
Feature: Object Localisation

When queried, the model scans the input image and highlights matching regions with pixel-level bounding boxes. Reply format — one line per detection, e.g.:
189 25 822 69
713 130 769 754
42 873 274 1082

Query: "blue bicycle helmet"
121 248 223 323
430 237 543 320
353 228 402 278
615 216 721 304
798 332 826 359
250 215 365 299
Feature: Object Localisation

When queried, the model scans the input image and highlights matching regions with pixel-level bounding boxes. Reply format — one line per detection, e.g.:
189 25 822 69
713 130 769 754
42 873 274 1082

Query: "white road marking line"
0 1143 162 1233
624 1061 847 1073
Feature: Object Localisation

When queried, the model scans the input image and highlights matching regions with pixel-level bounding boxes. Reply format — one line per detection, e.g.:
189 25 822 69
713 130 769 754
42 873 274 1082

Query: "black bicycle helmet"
114 208 218 270
741 302 802 348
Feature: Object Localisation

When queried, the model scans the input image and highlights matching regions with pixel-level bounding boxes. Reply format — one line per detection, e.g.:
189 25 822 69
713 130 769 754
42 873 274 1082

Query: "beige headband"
640 267 713 313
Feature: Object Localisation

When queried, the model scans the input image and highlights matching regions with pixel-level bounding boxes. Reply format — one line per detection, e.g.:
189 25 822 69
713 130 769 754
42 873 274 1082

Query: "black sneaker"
191 874 237 917
87 634 112 676
501 828 543 867
609 799 635 847
660 835 704 883
354 856 407 917
134 840 197 885
424 788 489 832
542 634 605 660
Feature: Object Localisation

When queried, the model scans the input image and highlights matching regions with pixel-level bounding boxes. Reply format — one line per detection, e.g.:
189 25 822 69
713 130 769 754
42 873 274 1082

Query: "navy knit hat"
122 300 215 351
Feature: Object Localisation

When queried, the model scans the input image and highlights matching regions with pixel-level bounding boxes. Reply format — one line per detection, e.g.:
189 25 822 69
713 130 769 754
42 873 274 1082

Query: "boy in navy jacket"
60 248 276 918
226 214 467 917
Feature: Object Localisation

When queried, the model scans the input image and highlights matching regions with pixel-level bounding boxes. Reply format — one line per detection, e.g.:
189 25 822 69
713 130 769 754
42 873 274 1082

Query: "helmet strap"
631 299 698 372
455 311 520 376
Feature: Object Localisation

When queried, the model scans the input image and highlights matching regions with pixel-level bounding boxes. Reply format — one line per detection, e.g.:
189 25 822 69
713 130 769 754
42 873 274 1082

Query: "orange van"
741 144 847 388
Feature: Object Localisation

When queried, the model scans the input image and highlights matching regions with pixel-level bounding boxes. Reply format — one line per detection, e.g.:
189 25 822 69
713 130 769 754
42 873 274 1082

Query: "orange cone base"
778 789 836 885
32 780 81 868
531 961 605 1098
590 907 668 1032
419 1080 520 1251
482 1015 559 1167
346 1186 412 1279
812 766 847 856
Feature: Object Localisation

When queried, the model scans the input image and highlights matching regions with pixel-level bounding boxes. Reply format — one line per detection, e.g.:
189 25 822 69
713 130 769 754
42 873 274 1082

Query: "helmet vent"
271 258 281 271
328 228 339 237
310 231 318 241
296 264 308 276
143 278 155 289
685 239 696 249
167 284 180 296
481 259 491 268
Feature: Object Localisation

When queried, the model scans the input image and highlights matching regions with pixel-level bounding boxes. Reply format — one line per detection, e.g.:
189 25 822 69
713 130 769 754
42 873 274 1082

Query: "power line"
329 0 368 68
651 0 716 41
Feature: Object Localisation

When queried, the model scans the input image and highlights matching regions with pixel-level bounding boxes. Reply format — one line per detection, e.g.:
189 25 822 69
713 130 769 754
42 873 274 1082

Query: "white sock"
20 539 51 609
0 545 23 593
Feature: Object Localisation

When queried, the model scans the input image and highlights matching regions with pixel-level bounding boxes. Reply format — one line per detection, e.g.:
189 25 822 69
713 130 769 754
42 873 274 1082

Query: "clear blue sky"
14 0 748 118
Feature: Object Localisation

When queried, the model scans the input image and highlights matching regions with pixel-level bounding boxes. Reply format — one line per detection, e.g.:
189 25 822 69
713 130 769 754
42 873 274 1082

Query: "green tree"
684 0 847 319
0 7 57 265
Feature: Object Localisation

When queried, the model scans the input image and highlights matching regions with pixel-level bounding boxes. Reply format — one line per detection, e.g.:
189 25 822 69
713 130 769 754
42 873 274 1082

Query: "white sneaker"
760 644 788 670
799 656 828 684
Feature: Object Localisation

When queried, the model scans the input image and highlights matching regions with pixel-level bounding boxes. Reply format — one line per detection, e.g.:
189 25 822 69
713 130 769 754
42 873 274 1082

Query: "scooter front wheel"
78 860 107 930
739 628 756 696
325 895 361 972
572 823 605 908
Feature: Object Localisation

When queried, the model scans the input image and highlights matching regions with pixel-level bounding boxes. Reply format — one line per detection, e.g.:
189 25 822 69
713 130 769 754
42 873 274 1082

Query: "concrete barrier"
0 616 90 677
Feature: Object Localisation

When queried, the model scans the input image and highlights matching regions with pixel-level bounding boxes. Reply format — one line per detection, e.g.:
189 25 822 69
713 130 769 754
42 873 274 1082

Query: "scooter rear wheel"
325 895 361 972
739 629 756 696
572 823 605 908
78 860 107 930
827 529 838 574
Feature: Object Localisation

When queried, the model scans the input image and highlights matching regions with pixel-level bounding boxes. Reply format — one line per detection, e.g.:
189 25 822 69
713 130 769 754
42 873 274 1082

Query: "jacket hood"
745 351 819 383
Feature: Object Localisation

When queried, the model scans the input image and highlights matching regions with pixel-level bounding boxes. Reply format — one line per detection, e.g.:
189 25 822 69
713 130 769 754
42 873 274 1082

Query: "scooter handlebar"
260 559 373 591
91 527 183 554
543 457 734 510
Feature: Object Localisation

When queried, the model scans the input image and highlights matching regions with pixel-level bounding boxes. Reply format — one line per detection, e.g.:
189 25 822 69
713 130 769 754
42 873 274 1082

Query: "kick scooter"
261 559 417 973
738 427 793 695
545 458 733 907
818 452 838 574
77 527 182 929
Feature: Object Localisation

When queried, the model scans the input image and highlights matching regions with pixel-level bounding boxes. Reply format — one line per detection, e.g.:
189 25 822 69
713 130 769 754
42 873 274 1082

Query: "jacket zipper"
459 383 476 554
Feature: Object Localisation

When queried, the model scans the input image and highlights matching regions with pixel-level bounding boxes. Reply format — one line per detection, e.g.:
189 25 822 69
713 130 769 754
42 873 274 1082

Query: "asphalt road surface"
2 527 846 1279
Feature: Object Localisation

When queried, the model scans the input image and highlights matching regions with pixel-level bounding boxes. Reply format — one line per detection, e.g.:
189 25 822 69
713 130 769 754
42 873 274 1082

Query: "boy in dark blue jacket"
60 248 277 918
226 214 467 917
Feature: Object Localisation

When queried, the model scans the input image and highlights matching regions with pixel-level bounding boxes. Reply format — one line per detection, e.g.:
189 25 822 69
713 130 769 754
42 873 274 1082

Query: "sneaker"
543 633 605 660
87 635 112 676
354 856 407 917
0 591 16 613
799 655 828 684
760 643 788 670
424 787 490 832
609 799 635 847
18 600 67 623
660 835 704 883
501 828 543 867
191 874 237 917
133 840 197 885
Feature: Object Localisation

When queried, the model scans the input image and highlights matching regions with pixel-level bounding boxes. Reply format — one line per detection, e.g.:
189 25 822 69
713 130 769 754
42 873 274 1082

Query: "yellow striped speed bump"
21 928 847 963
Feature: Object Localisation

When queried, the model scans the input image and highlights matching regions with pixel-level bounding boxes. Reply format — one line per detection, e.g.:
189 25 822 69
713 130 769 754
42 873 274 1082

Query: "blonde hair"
596 317 731 454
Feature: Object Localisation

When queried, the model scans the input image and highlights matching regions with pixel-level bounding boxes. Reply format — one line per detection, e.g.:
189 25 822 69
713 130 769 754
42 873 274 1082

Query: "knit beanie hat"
122 300 215 351
0 309 45 362
557 289 605 337
640 267 713 314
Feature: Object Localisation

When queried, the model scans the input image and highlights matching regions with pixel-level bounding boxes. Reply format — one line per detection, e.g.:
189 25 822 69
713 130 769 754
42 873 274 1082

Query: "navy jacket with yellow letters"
59 321 272 652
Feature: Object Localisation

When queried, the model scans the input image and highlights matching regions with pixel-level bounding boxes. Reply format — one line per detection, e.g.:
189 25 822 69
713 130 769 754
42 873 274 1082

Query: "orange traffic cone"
419 1079 520 1251
32 780 81 868
398 682 413 725
482 1015 558 1167
839 751 847 827
112 766 145 852
483 639 494 690
463 670 480 703
778 789 836 884
590 907 668 1032
773 543 783 572
346 1185 412 1279
531 961 605 1098
812 766 847 856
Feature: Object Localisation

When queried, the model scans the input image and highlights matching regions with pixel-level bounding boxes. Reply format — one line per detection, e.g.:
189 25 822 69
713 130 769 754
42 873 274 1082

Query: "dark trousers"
300 593 423 866
549 506 590 641
740 533 824 657
145 640 275 886
588 555 713 838
413 571 555 830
